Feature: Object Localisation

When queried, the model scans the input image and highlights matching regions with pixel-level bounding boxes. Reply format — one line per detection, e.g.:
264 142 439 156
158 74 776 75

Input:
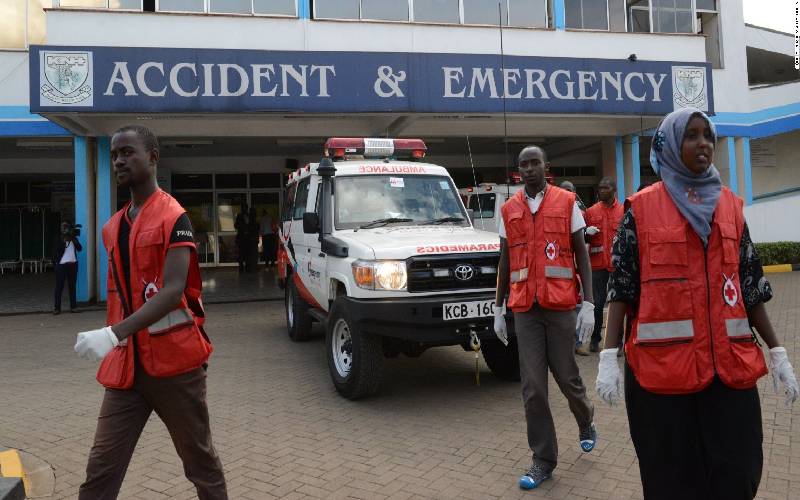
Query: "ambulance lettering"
358 165 427 174
415 242 501 254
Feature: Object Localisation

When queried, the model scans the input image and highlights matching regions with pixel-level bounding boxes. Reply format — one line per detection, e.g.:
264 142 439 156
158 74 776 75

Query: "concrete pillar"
622 135 639 198
73 136 96 302
614 136 625 201
96 137 112 301
553 0 566 29
298 0 310 18
734 137 753 205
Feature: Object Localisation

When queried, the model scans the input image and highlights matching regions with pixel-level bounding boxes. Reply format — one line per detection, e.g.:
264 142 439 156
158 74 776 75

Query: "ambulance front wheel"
326 298 383 400
481 337 521 381
286 278 313 342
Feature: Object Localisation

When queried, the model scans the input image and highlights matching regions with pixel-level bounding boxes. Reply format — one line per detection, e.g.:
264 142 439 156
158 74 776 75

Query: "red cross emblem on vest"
722 273 738 307
545 241 558 261
142 279 159 303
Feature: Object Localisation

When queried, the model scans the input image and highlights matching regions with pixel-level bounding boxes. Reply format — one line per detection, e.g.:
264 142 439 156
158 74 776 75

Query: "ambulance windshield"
334 175 468 230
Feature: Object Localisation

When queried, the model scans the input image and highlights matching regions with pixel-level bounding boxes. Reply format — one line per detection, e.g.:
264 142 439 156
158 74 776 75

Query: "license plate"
443 300 495 321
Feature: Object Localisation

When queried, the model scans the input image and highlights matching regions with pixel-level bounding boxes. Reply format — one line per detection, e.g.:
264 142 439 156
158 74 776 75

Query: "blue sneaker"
518 463 552 490
579 423 597 452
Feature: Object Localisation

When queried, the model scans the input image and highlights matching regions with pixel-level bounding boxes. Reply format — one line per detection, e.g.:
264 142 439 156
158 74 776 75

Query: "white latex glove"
585 226 600 236
493 302 508 347
770 347 799 406
75 327 119 362
576 301 596 344
596 348 621 405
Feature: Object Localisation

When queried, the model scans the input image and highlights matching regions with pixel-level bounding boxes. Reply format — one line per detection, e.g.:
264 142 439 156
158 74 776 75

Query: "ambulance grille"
407 253 499 292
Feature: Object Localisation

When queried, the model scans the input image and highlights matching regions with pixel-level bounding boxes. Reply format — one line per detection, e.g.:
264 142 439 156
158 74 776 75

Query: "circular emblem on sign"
454 264 475 281
142 281 159 302
545 241 558 261
722 274 738 307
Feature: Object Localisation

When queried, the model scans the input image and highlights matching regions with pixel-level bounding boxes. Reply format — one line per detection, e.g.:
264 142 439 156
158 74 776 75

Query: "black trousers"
625 363 762 500
261 234 277 263
54 262 78 311
590 269 610 345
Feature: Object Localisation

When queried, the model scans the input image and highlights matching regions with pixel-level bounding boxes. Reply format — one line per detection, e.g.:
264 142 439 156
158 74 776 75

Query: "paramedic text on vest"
595 110 799 500
493 145 597 491
583 177 624 352
73 125 228 500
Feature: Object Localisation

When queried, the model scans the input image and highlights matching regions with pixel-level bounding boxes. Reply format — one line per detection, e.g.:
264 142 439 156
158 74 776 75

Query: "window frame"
54 0 143 10
564 0 610 31
151 0 297 16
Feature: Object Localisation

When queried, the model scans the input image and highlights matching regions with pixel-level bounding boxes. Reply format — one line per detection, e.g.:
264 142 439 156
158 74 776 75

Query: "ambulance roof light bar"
324 137 427 161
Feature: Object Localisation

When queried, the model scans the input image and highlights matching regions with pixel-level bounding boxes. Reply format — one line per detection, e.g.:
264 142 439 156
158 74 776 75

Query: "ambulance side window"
292 178 310 220
282 183 297 222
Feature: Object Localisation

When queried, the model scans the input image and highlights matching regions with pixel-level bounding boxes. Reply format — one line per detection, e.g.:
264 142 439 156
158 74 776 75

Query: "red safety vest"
585 200 624 271
625 182 767 394
501 186 578 312
97 189 212 389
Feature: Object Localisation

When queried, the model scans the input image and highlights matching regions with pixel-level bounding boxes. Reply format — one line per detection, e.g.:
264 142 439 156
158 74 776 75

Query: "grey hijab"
650 107 721 245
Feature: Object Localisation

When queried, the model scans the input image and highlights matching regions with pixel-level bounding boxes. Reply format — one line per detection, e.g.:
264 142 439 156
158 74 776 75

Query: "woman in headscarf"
594 108 798 500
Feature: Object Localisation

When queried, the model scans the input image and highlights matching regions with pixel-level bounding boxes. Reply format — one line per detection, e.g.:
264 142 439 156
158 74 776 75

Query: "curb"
763 264 800 274
0 450 25 500
0 478 24 500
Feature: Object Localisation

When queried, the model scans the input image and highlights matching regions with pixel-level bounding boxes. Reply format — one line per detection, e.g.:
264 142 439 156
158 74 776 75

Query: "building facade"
1 0 798 303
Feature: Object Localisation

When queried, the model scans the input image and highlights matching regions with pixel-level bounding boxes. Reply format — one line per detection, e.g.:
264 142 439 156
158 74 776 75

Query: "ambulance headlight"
352 260 407 291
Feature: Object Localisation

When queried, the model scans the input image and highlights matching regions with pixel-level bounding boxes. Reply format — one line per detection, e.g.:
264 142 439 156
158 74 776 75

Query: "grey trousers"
515 304 594 470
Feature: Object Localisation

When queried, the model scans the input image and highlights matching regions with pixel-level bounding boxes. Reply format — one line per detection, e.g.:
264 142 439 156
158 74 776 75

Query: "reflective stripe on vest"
725 318 751 338
590 246 604 254
149 308 194 334
544 266 573 279
510 268 529 283
638 319 694 341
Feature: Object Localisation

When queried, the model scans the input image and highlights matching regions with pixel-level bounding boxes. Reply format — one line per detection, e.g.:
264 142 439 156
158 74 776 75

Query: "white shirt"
59 241 77 264
498 187 586 239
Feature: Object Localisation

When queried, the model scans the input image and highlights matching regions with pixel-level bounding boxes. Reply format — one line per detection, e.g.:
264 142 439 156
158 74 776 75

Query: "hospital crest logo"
40 51 93 107
672 66 707 112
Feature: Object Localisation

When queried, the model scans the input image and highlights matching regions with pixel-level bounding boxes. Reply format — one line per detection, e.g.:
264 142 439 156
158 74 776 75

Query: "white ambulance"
277 138 518 399
460 182 525 234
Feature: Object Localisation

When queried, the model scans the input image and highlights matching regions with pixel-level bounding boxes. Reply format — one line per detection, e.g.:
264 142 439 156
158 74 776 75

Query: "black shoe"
519 463 552 490
589 341 600 353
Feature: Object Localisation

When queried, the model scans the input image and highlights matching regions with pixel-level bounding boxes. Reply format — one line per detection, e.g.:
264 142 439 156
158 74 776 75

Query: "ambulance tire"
326 298 383 400
286 278 313 342
481 337 521 381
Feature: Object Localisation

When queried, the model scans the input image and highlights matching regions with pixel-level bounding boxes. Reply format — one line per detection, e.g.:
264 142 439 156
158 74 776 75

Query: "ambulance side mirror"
302 212 320 234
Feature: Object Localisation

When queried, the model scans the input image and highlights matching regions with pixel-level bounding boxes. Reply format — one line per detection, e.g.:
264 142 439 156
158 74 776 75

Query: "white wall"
0 51 31 106
744 194 800 242
710 2 750 113
46 10 706 62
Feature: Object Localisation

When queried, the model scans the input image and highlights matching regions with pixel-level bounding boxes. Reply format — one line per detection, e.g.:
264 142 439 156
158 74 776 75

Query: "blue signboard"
30 45 713 115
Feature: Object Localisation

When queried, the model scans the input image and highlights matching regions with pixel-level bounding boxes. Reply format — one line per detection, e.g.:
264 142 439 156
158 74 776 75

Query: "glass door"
216 192 247 265
172 192 216 265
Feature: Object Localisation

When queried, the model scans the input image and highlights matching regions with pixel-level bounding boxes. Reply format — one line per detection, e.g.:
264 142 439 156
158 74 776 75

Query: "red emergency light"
324 137 427 160
508 172 522 185
467 187 474 193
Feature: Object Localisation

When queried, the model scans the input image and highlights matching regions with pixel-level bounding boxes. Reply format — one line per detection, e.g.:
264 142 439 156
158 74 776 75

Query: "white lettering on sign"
389 177 405 188
441 66 670 103
104 62 337 99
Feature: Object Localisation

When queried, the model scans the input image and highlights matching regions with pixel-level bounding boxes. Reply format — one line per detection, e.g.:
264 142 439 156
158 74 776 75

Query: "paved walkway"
0 274 797 499
0 267 282 315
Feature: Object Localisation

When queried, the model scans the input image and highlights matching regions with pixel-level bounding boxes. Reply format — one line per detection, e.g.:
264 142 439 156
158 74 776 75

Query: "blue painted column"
298 0 310 18
553 0 565 29
631 135 641 193
96 137 112 301
73 137 91 302
742 137 753 205
615 136 625 201
726 137 738 194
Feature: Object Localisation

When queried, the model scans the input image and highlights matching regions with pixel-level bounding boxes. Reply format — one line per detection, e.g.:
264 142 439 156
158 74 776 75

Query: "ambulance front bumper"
343 293 515 345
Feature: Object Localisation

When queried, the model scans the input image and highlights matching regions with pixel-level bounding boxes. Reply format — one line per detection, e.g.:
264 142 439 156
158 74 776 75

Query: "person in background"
595 108 798 500
246 207 260 272
560 180 589 354
494 146 597 490
260 209 276 267
53 221 82 314
234 204 249 273
580 177 624 353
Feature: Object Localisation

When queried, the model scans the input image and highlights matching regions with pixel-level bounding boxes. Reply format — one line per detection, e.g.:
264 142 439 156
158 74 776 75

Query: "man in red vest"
494 146 597 490
73 125 227 499
581 177 624 353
